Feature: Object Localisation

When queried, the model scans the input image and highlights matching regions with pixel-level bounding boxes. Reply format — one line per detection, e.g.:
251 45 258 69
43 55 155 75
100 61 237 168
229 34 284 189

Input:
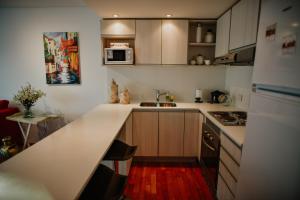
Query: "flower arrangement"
13 83 45 118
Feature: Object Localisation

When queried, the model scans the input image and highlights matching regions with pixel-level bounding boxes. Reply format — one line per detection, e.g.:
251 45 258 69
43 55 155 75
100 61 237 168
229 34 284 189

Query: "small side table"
6 113 49 149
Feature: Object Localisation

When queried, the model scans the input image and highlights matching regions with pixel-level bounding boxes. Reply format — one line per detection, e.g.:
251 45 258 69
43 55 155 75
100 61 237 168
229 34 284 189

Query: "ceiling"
84 0 238 19
0 0 238 19
0 0 85 8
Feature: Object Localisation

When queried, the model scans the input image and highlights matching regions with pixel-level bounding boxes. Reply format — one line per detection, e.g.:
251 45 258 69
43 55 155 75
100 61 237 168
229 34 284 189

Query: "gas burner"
208 111 247 126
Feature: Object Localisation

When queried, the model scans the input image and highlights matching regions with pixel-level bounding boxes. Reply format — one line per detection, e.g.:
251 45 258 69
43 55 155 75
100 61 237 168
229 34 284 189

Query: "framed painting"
43 32 81 84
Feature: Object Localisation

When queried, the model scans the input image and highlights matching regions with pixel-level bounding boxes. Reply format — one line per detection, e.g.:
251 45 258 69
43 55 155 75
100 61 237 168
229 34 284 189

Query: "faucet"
155 89 167 103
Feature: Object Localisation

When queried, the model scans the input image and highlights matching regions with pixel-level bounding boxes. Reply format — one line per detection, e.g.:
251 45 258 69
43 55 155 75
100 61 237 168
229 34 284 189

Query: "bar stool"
79 164 127 200
103 140 137 174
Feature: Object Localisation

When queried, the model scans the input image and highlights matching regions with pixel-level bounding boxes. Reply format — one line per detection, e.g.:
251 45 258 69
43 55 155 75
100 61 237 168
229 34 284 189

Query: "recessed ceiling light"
113 14 119 18
165 14 173 18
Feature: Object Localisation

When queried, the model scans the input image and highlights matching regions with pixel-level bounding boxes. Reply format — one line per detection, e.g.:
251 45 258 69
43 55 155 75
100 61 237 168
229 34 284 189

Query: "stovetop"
208 111 247 126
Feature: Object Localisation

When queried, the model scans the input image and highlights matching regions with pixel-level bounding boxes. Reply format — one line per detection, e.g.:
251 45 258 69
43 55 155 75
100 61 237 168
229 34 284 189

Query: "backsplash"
106 65 227 102
225 65 253 110
229 87 251 110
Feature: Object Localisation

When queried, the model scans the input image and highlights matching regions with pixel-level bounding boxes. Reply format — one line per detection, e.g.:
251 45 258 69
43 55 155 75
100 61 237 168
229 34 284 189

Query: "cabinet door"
198 113 204 161
184 111 199 157
229 0 247 50
230 0 260 50
162 20 188 64
159 111 184 156
215 9 231 57
133 111 158 156
135 20 162 64
101 20 135 36
244 0 260 46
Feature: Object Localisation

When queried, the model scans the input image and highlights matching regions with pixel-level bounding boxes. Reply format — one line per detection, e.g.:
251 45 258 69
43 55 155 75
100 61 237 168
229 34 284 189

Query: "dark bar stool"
103 140 137 174
79 164 128 200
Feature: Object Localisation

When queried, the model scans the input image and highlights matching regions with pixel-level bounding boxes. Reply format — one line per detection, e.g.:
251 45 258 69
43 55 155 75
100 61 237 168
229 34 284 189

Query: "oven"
200 118 221 195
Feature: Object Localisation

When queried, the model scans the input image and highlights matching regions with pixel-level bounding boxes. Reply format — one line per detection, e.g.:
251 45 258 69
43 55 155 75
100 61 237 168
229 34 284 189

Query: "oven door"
201 123 220 193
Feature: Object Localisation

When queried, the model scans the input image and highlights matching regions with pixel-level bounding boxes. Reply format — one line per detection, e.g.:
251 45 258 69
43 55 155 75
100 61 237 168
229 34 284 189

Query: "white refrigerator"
236 0 300 199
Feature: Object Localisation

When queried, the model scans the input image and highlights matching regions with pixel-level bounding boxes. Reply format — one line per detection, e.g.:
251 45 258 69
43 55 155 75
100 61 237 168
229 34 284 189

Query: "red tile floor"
124 162 214 200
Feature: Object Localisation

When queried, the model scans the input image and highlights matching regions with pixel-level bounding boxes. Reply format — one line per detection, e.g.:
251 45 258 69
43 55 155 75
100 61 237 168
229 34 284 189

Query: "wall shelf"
188 20 216 64
189 42 216 47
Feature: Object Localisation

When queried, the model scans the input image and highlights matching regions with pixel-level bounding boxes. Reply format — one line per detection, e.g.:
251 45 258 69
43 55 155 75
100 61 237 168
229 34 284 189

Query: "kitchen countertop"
0 102 246 200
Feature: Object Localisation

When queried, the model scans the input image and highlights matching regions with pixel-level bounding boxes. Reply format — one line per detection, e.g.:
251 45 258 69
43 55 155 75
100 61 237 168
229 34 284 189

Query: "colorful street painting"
43 32 80 84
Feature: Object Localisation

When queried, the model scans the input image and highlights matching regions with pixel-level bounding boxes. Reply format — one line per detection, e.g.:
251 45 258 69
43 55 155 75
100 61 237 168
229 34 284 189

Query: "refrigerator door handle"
253 84 300 102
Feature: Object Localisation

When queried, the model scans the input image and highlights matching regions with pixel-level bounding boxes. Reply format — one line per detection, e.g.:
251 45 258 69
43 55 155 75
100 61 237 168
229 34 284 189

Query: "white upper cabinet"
101 20 135 37
162 20 188 64
135 20 162 64
215 9 231 57
229 0 260 50
244 0 260 46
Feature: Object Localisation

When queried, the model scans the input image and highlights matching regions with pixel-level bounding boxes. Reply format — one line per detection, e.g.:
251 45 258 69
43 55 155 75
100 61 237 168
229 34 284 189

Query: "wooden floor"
124 162 214 200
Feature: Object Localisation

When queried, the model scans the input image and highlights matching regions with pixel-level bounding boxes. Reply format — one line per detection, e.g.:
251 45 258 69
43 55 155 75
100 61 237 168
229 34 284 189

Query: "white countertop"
0 102 246 200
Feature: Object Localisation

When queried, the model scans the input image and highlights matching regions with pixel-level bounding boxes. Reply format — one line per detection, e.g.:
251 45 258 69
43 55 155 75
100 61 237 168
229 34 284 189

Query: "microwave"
104 48 134 65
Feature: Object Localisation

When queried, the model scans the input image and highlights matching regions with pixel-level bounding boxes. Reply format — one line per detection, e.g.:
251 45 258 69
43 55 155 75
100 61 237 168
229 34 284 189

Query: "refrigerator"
236 0 300 199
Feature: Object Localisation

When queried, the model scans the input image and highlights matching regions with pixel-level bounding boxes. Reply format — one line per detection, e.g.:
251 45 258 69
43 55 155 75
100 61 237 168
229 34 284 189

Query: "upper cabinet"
229 0 260 50
162 20 189 64
215 10 231 57
135 20 162 64
101 20 135 37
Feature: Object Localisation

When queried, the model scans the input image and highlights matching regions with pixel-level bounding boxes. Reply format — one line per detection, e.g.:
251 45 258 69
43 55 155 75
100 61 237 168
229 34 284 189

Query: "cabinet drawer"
219 162 237 196
220 147 240 180
217 175 235 200
221 133 242 164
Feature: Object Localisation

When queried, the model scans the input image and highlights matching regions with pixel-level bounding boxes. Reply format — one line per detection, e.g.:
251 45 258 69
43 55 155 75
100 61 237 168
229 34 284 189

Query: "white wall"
225 66 253 109
0 6 253 121
107 65 226 102
0 7 107 121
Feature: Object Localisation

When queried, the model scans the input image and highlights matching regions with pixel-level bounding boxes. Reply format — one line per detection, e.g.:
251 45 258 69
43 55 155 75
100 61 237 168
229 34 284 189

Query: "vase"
23 106 33 118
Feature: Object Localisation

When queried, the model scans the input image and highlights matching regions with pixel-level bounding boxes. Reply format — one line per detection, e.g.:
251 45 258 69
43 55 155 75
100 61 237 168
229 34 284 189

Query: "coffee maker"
210 90 225 104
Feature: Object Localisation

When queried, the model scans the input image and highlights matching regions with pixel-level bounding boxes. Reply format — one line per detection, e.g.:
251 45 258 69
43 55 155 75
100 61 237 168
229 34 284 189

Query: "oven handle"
203 138 216 152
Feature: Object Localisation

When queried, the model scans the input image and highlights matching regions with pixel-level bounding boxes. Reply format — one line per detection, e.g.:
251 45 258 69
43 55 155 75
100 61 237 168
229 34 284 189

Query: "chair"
103 140 137 174
79 164 128 200
0 100 23 146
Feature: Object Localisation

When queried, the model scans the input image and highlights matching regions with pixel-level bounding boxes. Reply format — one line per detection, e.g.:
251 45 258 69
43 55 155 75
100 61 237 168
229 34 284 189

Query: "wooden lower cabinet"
133 111 159 156
184 111 200 157
132 110 201 158
159 111 184 156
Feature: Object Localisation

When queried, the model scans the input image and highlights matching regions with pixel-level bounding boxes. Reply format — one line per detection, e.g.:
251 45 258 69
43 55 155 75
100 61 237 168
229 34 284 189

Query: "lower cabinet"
184 111 200 157
217 175 235 200
132 110 200 157
132 111 159 156
159 111 185 156
217 132 242 200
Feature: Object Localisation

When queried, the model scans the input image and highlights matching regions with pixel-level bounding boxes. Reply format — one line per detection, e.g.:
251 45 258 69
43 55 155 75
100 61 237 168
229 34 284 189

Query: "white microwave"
104 48 134 65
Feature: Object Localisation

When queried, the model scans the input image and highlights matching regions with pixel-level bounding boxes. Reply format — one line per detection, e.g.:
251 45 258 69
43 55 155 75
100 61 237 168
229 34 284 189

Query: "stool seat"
104 140 137 161
79 164 127 200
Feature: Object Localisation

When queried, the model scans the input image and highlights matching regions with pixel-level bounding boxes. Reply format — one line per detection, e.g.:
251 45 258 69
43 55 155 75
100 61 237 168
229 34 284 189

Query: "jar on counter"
196 55 204 65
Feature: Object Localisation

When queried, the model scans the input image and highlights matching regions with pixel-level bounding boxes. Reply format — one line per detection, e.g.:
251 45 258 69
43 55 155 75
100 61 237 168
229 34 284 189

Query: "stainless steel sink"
159 102 176 107
139 102 176 107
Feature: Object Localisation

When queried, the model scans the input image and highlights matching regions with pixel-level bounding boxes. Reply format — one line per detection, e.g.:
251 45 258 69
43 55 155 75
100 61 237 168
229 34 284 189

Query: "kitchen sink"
139 102 176 107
